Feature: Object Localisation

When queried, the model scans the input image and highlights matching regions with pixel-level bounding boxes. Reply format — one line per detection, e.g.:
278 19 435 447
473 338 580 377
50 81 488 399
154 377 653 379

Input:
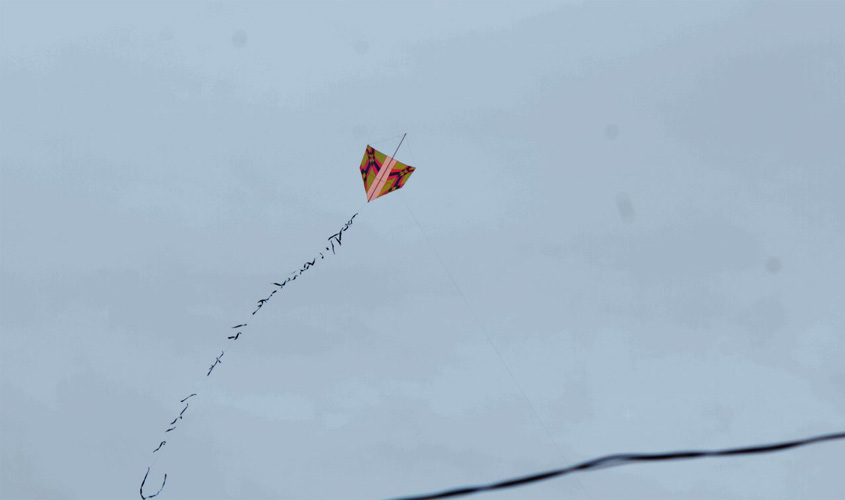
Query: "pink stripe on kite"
365 154 386 201
367 155 396 201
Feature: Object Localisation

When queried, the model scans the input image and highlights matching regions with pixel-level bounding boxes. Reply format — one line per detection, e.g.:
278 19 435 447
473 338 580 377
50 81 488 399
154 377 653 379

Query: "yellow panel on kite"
359 145 416 202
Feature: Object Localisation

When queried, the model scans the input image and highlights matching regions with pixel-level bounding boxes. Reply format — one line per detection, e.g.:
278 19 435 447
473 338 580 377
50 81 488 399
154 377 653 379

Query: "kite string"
369 133 407 149
397 137 591 500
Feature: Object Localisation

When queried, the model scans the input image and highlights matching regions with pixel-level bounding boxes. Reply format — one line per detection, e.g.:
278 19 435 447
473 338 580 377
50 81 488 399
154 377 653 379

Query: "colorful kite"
140 135 414 499
360 144 416 202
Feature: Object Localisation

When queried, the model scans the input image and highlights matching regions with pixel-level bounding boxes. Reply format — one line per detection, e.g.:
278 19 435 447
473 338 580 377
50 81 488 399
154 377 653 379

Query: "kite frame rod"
390 133 407 161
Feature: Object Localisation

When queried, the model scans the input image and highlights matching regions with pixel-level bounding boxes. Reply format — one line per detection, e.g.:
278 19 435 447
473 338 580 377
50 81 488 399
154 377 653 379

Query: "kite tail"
140 467 167 499
139 210 362 498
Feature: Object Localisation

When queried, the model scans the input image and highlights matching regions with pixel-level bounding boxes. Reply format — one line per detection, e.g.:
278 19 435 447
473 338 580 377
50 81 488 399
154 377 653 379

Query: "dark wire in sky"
388 431 845 500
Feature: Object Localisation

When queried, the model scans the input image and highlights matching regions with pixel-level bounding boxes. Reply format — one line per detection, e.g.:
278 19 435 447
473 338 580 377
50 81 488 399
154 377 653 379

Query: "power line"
387 431 845 500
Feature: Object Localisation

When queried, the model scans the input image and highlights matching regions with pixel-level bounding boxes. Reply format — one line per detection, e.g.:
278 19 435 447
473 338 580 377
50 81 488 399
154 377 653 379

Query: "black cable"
388 431 845 500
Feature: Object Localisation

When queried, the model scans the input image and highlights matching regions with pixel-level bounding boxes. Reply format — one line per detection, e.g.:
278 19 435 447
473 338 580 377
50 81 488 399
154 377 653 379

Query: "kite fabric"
360 145 416 202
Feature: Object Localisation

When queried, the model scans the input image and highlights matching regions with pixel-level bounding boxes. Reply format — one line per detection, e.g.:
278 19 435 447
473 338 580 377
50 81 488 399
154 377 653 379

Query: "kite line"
392 140 843 499
396 139 593 498
389 431 845 499
139 136 415 499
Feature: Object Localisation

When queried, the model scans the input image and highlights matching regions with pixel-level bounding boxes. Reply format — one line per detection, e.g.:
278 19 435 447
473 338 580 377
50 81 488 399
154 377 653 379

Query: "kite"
139 136 416 499
360 135 416 202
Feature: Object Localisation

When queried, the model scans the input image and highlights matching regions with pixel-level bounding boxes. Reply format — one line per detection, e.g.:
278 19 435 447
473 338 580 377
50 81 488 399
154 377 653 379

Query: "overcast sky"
1 1 843 499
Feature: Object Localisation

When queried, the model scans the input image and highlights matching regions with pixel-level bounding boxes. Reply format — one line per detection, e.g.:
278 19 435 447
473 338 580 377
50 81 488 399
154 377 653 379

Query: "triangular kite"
359 145 416 202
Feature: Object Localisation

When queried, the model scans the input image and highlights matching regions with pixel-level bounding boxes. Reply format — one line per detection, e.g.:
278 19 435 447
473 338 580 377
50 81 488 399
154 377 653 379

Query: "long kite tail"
140 467 167 499
139 211 362 499
388 431 845 500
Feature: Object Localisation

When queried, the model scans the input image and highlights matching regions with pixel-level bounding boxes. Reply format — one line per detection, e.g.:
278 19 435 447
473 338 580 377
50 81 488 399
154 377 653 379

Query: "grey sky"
1 1 843 499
